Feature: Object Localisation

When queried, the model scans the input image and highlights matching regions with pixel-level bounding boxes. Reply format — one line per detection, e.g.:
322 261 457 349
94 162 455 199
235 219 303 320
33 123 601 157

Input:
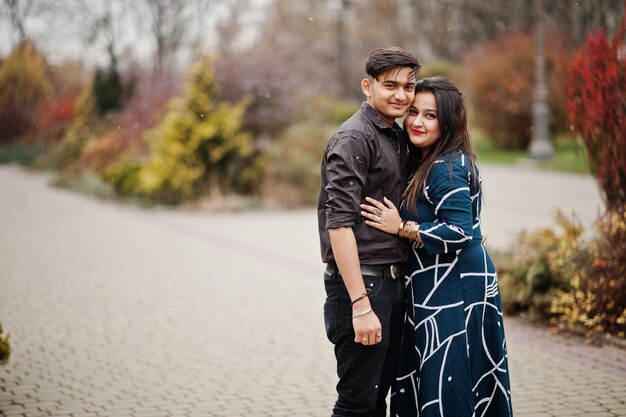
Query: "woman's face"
405 91 441 154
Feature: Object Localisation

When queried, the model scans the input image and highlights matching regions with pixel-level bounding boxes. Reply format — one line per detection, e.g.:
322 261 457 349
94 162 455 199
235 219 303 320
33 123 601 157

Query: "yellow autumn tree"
136 56 252 204
0 40 52 141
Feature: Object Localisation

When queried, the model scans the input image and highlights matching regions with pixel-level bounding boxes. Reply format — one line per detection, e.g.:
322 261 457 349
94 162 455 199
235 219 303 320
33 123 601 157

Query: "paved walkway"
0 164 623 417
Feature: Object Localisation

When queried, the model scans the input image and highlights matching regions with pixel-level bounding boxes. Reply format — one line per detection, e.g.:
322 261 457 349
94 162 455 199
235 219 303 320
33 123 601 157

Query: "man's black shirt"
318 102 409 265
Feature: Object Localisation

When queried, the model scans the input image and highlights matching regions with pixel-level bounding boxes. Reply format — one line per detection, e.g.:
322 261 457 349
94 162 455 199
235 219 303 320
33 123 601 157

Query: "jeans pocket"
324 295 339 344
363 276 383 298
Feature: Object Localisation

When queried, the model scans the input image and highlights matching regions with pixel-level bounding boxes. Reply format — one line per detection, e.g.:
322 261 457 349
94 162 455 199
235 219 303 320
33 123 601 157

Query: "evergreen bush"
133 56 254 204
93 66 124 115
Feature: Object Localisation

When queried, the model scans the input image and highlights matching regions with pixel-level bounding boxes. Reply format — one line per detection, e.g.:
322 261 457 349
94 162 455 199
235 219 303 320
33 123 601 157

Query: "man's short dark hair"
365 47 421 81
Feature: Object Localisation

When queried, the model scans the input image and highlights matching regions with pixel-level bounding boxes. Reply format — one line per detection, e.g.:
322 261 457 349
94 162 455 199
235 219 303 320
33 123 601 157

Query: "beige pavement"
0 164 623 417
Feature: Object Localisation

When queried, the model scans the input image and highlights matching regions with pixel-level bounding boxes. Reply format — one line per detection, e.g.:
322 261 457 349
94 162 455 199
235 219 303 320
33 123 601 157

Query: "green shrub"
0 141 46 165
301 95 358 126
0 322 10 365
53 171 117 200
263 121 333 207
262 95 358 207
419 60 459 80
103 161 143 196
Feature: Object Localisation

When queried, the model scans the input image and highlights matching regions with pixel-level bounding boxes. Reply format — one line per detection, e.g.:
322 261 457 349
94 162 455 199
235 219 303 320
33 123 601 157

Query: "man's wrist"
351 295 371 311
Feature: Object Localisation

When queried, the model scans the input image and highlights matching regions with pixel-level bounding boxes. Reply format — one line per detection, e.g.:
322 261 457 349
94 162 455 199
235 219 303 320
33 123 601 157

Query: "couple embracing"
318 47 513 417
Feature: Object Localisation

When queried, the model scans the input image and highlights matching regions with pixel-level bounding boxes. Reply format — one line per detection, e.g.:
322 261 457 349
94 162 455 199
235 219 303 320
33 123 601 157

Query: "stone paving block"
0 166 624 417
0 404 25 415
550 409 586 416
133 411 169 417
581 405 612 412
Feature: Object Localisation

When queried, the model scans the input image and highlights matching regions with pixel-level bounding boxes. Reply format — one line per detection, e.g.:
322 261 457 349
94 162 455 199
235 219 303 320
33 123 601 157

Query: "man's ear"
361 78 371 97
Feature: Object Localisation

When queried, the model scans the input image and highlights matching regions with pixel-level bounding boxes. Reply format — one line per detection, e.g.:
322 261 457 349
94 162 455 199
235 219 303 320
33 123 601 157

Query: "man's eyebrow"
382 80 416 86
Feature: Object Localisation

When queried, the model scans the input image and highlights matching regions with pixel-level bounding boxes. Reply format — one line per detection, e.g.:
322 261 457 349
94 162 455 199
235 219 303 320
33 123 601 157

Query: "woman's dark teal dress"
391 151 513 417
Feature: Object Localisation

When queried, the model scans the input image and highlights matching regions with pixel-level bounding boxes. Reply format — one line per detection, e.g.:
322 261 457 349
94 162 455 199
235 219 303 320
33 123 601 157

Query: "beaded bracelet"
398 219 406 237
399 220 421 241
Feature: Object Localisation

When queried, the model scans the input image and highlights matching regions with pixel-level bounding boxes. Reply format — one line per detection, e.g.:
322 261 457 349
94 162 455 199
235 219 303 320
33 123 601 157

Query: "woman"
360 77 513 416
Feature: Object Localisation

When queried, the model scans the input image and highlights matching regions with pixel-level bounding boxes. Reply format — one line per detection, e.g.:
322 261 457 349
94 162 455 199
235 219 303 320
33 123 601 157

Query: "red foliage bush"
38 94 75 132
565 16 626 209
556 10 626 339
468 30 570 150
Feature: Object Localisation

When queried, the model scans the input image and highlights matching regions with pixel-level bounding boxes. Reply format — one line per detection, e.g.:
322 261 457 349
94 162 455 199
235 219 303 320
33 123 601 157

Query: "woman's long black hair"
403 77 479 212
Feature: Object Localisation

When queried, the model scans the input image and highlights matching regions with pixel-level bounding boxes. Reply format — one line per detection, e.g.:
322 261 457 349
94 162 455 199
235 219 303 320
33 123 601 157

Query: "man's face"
362 67 416 126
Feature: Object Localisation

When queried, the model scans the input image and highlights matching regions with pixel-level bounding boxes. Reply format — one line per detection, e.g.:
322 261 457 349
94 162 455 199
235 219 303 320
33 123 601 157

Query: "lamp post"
528 0 554 160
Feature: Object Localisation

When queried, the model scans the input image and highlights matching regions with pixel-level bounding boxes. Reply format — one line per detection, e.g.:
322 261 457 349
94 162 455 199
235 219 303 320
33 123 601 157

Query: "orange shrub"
77 130 133 173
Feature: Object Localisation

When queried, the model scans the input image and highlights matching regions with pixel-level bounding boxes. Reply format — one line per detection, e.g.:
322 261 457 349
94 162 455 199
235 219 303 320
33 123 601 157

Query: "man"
318 47 421 417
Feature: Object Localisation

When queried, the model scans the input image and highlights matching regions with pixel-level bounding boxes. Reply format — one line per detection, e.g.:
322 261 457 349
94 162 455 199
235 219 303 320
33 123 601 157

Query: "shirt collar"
360 102 400 132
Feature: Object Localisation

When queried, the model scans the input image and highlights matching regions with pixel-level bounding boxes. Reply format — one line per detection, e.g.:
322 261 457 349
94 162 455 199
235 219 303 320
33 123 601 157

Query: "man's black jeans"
323 268 406 417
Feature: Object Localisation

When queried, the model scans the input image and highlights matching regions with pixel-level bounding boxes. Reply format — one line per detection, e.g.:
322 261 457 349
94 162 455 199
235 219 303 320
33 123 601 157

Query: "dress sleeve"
324 131 371 229
418 155 474 255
